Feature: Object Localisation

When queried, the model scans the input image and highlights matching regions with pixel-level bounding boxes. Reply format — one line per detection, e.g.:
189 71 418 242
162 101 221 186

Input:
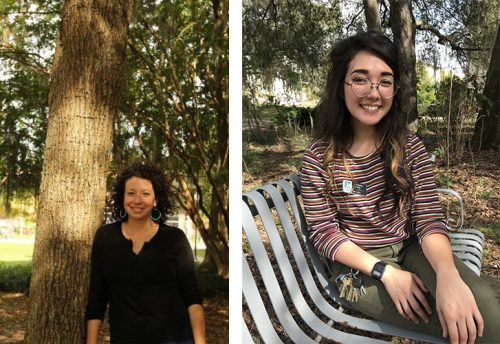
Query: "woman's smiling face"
343 50 395 131
123 176 156 221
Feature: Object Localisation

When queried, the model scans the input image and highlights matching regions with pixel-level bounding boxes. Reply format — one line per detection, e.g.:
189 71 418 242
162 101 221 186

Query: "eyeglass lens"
350 78 396 98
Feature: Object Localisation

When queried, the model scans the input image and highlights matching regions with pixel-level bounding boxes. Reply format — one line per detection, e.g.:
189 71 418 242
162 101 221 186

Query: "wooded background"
243 1 499 342
1 0 228 342
243 0 499 151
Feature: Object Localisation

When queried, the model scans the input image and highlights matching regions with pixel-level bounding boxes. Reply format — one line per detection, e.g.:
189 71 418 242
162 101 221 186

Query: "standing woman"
301 31 499 344
85 161 206 344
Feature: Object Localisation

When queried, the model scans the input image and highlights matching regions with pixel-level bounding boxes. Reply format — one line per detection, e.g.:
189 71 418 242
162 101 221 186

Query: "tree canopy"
0 0 229 276
243 0 499 148
243 0 342 94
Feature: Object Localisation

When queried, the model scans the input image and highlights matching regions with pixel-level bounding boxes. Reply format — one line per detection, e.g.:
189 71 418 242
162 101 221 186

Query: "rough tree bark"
25 0 135 343
472 21 500 150
389 0 418 124
363 0 381 31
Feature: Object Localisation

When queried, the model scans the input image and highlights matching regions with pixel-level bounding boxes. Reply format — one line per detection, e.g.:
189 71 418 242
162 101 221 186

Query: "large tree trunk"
389 0 418 124
364 0 381 31
25 1 134 343
472 22 500 150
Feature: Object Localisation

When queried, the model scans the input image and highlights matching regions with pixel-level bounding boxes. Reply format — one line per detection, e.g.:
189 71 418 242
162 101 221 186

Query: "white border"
228 0 242 342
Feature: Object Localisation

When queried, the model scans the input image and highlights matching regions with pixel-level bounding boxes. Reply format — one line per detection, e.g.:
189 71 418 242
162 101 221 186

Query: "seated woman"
85 161 206 344
300 31 499 344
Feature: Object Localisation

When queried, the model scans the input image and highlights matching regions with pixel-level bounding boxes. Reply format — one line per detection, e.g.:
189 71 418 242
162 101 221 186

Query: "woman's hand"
381 265 432 324
435 269 483 344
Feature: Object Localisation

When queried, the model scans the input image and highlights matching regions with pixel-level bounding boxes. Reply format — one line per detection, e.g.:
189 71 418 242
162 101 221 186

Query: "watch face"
372 261 386 280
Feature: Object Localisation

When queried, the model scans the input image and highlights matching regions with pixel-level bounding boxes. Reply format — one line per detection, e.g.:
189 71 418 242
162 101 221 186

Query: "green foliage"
0 1 58 214
436 172 454 187
196 270 228 297
415 0 499 74
475 191 491 199
473 177 491 200
416 60 436 115
111 1 229 274
480 223 500 245
115 0 228 222
0 68 48 214
0 193 37 221
432 147 445 160
243 0 342 95
426 73 481 163
1 2 229 270
272 105 314 129
243 144 264 176
0 261 31 292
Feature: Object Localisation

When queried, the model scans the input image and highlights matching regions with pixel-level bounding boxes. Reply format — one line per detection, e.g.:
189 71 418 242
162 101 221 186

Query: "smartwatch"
371 261 387 280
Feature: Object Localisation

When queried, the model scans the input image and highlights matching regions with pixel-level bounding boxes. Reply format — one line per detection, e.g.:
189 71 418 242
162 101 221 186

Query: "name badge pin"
342 180 353 194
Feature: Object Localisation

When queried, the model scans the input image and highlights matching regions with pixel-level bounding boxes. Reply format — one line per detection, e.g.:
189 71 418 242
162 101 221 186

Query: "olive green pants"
329 239 500 343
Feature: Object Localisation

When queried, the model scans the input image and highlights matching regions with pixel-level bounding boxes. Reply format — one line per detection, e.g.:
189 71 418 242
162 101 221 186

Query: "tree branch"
0 48 51 76
344 7 365 33
0 11 61 16
416 20 487 52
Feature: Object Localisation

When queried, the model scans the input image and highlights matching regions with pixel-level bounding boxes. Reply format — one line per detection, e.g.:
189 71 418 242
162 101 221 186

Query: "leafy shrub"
0 261 31 292
196 271 228 298
436 173 454 187
273 105 315 129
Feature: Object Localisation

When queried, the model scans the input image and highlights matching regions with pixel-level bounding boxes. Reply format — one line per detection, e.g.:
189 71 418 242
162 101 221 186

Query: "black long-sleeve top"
85 222 202 344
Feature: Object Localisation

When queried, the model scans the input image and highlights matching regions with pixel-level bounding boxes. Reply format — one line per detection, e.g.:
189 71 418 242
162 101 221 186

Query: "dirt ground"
0 292 229 343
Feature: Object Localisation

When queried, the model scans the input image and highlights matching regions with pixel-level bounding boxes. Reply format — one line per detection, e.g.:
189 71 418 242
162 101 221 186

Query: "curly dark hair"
111 161 175 223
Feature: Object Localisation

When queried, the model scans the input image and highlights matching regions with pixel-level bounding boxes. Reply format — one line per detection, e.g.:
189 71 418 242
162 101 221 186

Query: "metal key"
339 276 352 298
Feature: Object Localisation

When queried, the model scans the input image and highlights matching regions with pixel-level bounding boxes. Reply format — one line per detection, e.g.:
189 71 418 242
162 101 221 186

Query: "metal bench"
242 174 485 343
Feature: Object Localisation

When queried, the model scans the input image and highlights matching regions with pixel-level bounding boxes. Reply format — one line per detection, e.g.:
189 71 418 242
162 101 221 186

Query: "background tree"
243 0 342 139
0 0 55 215
1 0 230 278
414 0 499 74
25 0 135 342
389 0 418 123
472 22 500 150
363 0 381 31
118 0 229 276
0 70 48 215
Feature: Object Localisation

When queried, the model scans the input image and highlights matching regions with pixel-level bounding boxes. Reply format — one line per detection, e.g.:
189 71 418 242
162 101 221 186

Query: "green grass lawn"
0 242 204 263
0 241 34 262
0 242 33 291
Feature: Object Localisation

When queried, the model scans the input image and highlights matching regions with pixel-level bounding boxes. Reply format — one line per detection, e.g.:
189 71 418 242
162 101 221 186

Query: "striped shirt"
300 131 449 261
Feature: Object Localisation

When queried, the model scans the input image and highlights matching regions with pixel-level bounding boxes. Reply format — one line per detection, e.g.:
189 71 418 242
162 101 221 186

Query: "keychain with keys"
351 270 366 301
336 269 366 302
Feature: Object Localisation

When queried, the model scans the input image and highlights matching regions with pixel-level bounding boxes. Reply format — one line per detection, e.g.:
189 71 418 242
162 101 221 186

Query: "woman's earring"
119 209 127 219
150 207 161 221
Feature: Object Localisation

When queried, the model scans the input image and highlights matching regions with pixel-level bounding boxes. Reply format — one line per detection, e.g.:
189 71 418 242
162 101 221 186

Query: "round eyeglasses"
345 77 398 99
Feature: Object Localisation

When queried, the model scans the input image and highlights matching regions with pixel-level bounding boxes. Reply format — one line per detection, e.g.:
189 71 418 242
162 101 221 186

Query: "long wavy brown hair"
315 31 413 218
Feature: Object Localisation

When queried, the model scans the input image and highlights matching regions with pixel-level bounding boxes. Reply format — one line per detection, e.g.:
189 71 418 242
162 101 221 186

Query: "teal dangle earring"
150 207 161 221
119 208 127 220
